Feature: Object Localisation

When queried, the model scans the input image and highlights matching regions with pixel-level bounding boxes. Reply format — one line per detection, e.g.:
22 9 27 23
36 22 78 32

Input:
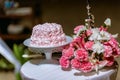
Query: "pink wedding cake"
30 23 66 47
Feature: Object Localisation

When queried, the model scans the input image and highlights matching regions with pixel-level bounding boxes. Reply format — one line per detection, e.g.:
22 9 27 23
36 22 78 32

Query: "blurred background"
0 0 120 80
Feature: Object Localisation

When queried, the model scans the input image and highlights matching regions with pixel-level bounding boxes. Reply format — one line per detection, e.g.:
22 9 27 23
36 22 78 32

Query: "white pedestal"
20 59 117 80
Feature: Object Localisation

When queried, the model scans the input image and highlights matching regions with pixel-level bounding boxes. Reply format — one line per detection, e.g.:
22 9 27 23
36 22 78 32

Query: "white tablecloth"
20 59 117 80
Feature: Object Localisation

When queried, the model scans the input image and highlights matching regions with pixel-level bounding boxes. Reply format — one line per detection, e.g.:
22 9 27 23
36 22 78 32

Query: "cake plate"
23 35 72 64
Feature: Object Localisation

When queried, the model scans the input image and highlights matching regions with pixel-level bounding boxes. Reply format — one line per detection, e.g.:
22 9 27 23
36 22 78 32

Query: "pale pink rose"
85 41 94 50
62 47 74 59
75 48 88 61
86 29 92 36
79 61 93 73
71 58 81 69
99 26 108 31
59 56 70 68
74 25 85 34
105 56 114 66
103 44 113 57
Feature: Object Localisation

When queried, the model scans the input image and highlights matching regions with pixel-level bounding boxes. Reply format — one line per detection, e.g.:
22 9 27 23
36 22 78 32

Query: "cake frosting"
30 23 66 47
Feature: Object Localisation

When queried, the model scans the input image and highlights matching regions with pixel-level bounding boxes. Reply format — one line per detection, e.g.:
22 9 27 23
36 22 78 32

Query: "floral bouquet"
59 18 120 73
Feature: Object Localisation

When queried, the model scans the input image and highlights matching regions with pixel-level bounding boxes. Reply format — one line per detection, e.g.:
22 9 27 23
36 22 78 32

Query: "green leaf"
13 44 29 65
13 44 22 63
15 72 22 80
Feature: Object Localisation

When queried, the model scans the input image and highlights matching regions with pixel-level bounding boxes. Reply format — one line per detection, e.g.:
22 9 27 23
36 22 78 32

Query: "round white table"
20 59 117 80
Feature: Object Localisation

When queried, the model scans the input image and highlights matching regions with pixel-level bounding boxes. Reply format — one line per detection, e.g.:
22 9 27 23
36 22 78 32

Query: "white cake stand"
23 35 72 64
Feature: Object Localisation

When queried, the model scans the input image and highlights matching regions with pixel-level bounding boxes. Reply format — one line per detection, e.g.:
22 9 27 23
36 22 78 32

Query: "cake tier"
30 23 66 47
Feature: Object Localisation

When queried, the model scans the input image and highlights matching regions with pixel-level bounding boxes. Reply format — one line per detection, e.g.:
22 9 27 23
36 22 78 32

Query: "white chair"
0 37 21 73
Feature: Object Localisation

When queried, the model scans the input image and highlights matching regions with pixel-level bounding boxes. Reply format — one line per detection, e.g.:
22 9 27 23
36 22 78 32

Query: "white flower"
112 34 118 38
73 35 77 39
89 28 111 41
92 41 105 54
104 18 111 26
76 26 86 36
98 30 111 40
89 28 100 41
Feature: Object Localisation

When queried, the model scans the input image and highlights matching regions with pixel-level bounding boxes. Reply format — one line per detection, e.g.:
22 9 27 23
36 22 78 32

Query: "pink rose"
62 47 74 59
112 47 120 57
103 44 113 57
85 41 94 50
99 26 108 31
59 56 70 68
108 37 119 48
62 44 70 50
74 25 85 34
70 37 81 48
79 61 93 73
75 48 88 61
71 58 81 69
70 37 85 49
86 29 92 36
116 47 120 55
105 56 114 66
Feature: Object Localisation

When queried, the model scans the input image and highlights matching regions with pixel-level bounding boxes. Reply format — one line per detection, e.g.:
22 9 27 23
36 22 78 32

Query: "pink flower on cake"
59 56 70 68
75 48 88 61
